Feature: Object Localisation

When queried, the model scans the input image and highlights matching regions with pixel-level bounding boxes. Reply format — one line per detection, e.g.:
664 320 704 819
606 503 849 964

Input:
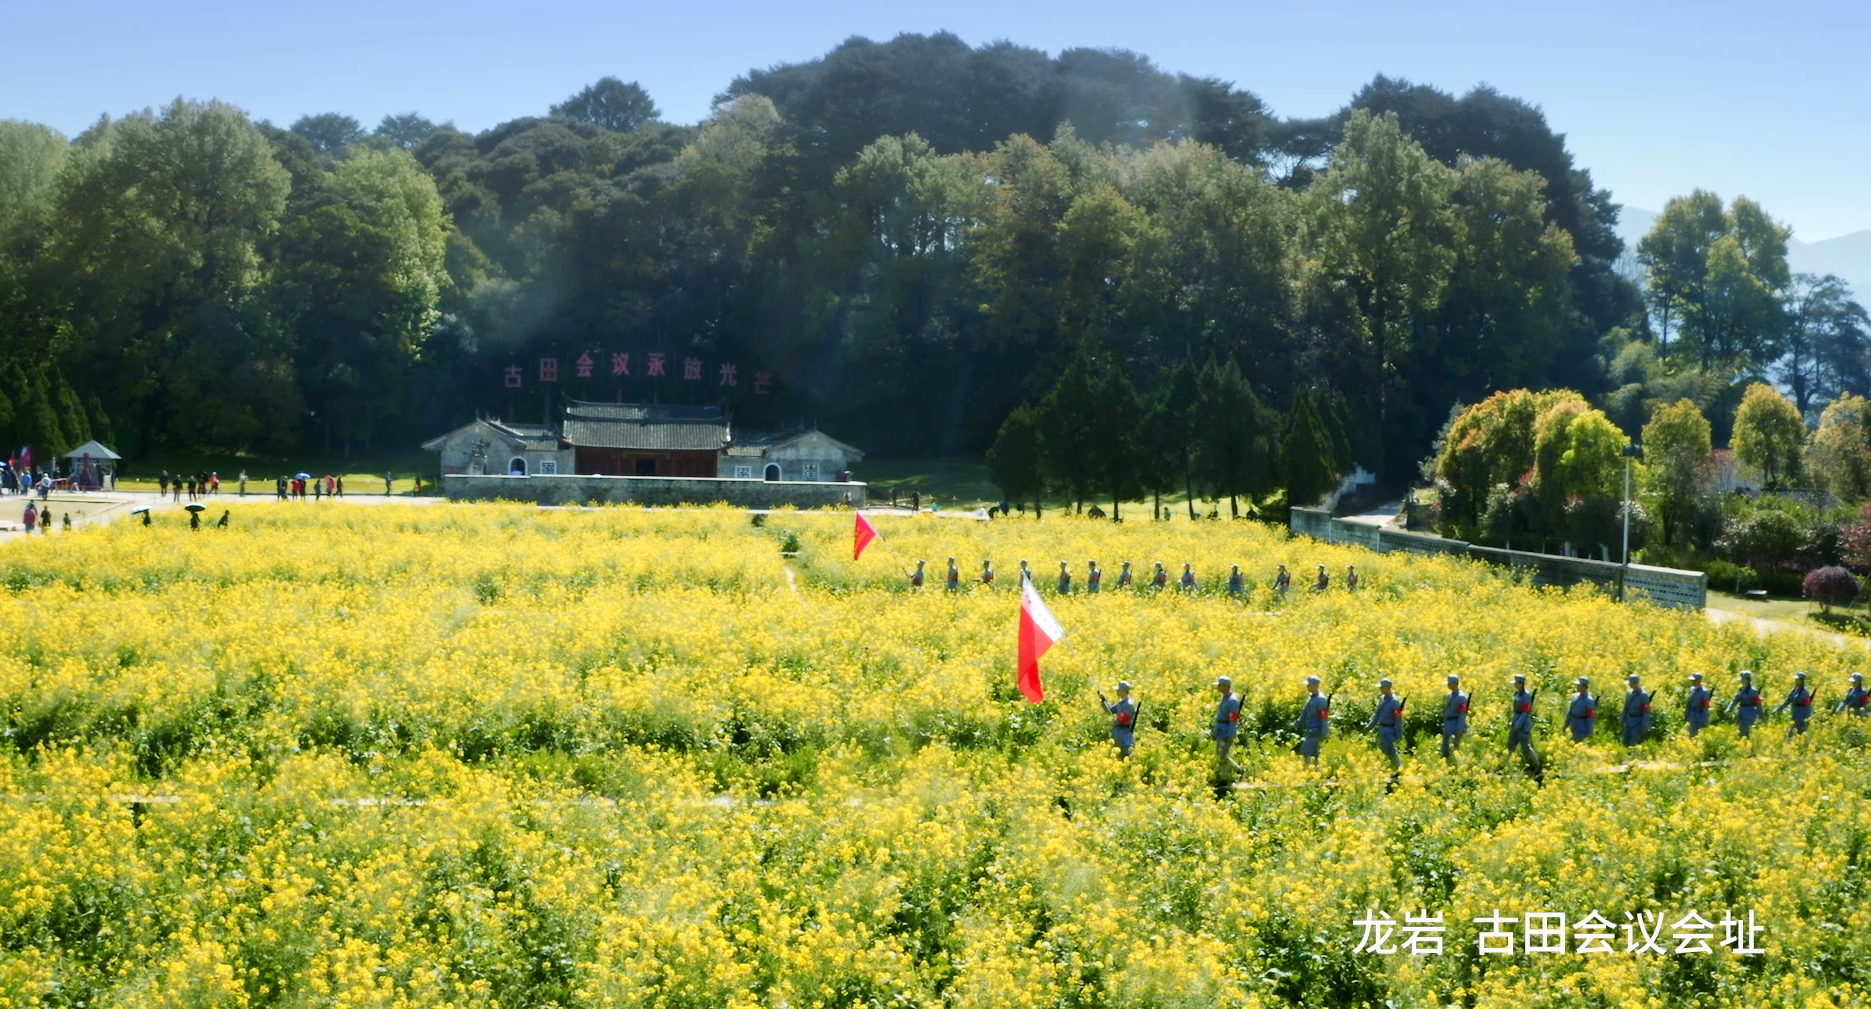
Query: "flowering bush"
0 505 1865 1007
1803 565 1860 611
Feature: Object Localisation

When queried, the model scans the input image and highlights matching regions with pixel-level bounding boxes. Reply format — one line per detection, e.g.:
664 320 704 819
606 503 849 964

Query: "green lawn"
857 456 1281 519
1705 589 1815 623
108 448 439 494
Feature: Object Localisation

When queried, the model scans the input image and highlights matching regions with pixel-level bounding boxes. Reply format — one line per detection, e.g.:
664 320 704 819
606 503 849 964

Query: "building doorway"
764 464 781 481
635 458 658 476
507 457 527 475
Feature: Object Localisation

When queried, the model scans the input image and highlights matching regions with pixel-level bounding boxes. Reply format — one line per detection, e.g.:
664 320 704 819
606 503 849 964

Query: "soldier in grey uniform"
1293 676 1330 764
1566 677 1597 741
1621 673 1651 747
910 559 925 588
1098 681 1136 757
1441 674 1468 760
1834 672 1867 716
946 557 960 592
1725 671 1762 738
1212 676 1243 781
1116 561 1132 589
1368 678 1404 770
1087 560 1101 594
1773 671 1815 740
1507 673 1537 767
1057 561 1072 595
1684 673 1713 736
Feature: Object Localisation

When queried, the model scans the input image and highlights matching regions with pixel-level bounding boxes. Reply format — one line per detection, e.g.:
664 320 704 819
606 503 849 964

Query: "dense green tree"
1731 381 1806 488
1779 273 1871 413
1640 399 1713 546
1637 192 1790 369
290 112 366 153
1192 356 1278 517
275 148 449 454
551 77 659 133
374 112 444 150
1803 393 1871 503
57 99 295 453
1531 399 1626 529
1296 110 1457 477
986 402 1044 515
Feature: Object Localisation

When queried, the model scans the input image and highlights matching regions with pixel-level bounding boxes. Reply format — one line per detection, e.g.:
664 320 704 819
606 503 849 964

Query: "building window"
507 457 527 476
734 465 753 479
539 459 557 475
764 464 781 482
802 462 820 481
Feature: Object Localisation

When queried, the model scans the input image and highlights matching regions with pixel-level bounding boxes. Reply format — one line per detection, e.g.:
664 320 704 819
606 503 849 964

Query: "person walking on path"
1212 676 1243 783
1099 682 1137 758
1369 679 1404 770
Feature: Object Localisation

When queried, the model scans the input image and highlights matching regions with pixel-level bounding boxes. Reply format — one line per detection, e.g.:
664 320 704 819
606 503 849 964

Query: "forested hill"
0 31 1644 480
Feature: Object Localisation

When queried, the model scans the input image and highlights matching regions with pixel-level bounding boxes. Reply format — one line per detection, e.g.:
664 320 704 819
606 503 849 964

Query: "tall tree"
1636 192 1789 369
1731 381 1806 488
551 77 660 133
290 112 366 154
1295 109 1456 478
1193 356 1279 517
1780 273 1871 414
1640 398 1713 546
58 99 295 452
1803 393 1871 503
374 112 443 150
986 402 1044 515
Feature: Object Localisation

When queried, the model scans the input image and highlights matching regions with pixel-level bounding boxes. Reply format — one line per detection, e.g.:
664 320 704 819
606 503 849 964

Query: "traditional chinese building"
424 401 863 495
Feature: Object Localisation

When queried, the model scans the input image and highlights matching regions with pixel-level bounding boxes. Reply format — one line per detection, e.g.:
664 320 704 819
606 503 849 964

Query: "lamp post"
1620 442 1643 601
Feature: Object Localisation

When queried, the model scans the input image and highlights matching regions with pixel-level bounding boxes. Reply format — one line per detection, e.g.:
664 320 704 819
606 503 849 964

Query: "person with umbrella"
132 506 151 527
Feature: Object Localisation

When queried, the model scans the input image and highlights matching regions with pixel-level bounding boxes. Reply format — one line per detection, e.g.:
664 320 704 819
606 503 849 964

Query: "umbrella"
295 472 311 480
184 503 207 513
130 507 150 515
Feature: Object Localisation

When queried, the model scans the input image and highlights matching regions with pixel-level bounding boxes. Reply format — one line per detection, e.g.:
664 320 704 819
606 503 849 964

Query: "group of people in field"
907 558 1361 596
1133 668 1871 784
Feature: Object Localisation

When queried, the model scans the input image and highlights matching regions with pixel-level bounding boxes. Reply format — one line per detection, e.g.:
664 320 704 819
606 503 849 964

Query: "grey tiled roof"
561 400 729 451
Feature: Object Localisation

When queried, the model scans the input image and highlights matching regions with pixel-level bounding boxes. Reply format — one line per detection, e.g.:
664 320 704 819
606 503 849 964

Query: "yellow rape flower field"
2 504 1869 1008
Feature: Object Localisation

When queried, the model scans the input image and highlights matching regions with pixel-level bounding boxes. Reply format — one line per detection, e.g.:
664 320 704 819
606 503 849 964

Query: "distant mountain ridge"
1617 207 1871 301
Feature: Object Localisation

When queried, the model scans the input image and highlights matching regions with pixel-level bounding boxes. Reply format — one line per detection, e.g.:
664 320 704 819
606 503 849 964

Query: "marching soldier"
1774 672 1815 740
1369 678 1404 770
1507 673 1537 766
1087 560 1101 594
909 560 925 589
1725 671 1762 738
946 557 960 592
1212 676 1243 781
1274 564 1291 594
1293 676 1330 764
1151 562 1168 591
981 559 995 587
1346 564 1360 591
1314 564 1330 592
1180 563 1197 593
1116 561 1133 589
1098 681 1137 757
1621 673 1651 747
1057 561 1072 595
1019 559 1030 585
1566 677 1597 741
1837 672 1868 716
1227 565 1245 595
1685 673 1713 737
1441 674 1468 760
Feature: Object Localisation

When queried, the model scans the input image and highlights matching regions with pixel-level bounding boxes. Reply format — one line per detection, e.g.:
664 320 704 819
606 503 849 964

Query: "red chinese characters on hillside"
508 354 772 394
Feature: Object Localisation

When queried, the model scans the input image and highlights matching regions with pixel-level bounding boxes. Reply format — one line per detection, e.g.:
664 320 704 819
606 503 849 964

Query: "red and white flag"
1017 573 1064 703
853 512 878 560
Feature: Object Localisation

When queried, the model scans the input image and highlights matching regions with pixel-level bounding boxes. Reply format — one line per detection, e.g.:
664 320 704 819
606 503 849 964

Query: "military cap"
1446 673 1461 684
1379 677 1393 688
1214 675 1232 688
1115 681 1132 692
1575 676 1590 687
1305 675 1320 686
1513 673 1526 683
1626 673 1641 684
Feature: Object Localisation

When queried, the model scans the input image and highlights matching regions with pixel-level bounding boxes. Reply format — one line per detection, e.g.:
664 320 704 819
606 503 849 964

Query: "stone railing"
442 474 867 508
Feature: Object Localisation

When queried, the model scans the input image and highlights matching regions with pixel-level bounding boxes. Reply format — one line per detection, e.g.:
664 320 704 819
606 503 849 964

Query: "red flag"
1017 574 1064 703
853 512 878 560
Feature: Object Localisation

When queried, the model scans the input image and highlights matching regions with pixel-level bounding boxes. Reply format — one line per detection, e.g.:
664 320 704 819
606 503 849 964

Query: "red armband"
1457 702 1468 714
1518 703 1530 714
1117 713 1131 726
1587 709 1596 719
1641 703 1650 713
1228 711 1239 722
1321 708 1330 719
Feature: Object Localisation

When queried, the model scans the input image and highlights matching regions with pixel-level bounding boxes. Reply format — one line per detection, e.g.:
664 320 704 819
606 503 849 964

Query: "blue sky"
6 0 1867 240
